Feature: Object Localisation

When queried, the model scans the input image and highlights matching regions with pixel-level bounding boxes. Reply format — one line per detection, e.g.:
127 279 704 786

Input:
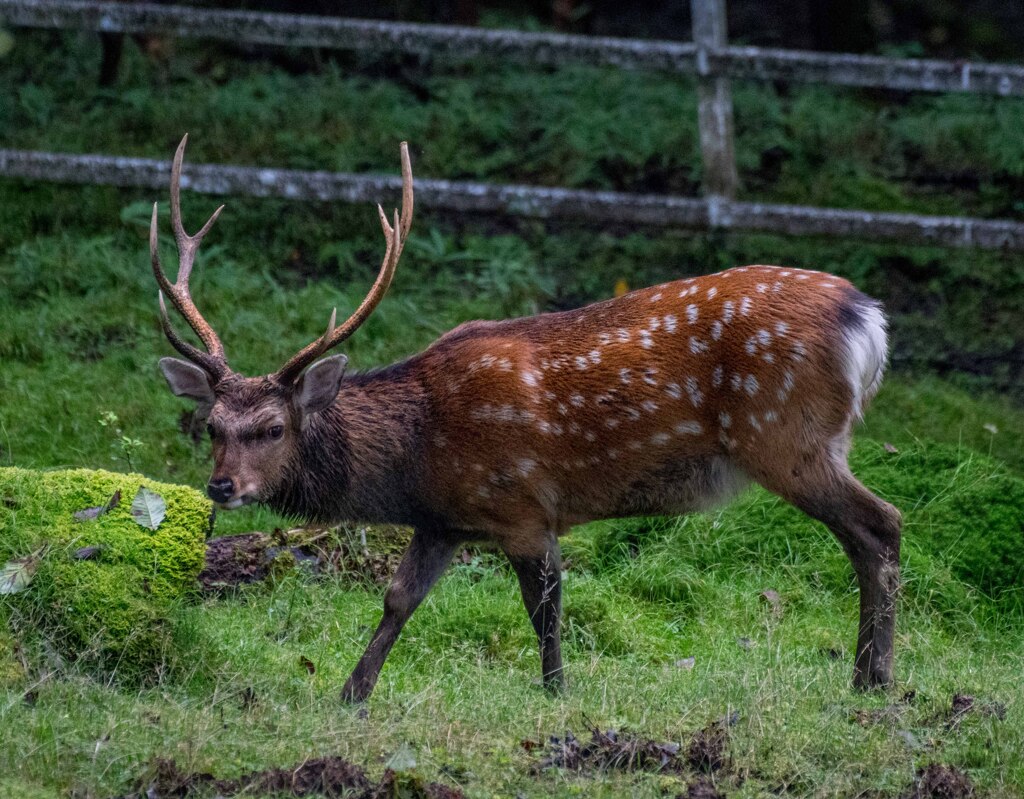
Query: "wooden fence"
2 0 1024 250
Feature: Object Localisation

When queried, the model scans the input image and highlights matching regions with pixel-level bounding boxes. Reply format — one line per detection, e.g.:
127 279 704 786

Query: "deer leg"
507 533 565 693
341 528 460 703
783 463 902 689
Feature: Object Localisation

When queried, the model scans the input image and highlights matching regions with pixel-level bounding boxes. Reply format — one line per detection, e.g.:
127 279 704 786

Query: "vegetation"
0 467 210 679
0 22 1023 799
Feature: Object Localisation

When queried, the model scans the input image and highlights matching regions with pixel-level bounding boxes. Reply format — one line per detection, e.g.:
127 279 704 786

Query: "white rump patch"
841 300 889 418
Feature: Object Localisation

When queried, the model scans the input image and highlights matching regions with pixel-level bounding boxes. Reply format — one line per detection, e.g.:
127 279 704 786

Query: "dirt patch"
118 755 462 798
530 716 737 777
943 693 1007 729
901 764 974 799
531 728 684 774
198 526 408 593
686 712 738 773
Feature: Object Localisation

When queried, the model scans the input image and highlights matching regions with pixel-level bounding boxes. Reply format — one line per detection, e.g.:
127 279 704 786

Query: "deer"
152 136 901 703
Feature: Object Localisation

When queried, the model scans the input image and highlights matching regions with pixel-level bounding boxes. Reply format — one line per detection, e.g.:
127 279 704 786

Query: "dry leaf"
130 487 166 530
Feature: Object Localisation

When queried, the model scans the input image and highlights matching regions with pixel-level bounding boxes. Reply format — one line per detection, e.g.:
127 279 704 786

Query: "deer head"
153 136 414 508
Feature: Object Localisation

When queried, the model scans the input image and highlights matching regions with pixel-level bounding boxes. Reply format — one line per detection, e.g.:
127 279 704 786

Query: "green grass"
2 23 1024 799
2 461 1023 797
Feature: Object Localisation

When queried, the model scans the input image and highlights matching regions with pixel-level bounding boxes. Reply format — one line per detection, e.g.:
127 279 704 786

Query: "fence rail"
4 148 1024 251
2 0 1024 251
4 0 1024 96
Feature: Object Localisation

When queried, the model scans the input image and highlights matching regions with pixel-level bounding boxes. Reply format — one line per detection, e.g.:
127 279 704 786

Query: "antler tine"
158 292 225 377
152 135 229 374
275 143 413 385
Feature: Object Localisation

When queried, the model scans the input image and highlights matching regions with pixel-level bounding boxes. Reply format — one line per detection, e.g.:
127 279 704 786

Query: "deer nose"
207 477 235 503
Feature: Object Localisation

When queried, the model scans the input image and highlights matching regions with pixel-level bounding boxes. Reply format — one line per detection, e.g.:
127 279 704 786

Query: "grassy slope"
2 29 1024 397
1 26 1024 799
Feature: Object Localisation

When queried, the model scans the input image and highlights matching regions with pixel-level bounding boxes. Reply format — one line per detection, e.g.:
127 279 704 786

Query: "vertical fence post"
691 0 738 199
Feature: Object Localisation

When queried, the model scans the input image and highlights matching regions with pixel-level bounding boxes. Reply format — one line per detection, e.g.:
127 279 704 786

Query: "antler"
274 141 414 386
151 134 230 380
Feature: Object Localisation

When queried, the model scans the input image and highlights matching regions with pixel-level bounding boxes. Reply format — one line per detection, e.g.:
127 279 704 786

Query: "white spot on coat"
665 382 682 399
685 376 703 407
689 337 709 354
686 304 699 324
722 300 735 324
711 320 723 340
664 314 678 333
674 421 702 435
712 365 724 387
719 412 732 429
744 374 760 396
740 297 753 316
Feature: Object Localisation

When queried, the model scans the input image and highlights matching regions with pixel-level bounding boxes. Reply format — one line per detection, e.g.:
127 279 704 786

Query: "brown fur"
166 265 901 701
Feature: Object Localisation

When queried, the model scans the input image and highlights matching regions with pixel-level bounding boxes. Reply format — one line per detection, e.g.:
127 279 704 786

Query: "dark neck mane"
268 361 427 525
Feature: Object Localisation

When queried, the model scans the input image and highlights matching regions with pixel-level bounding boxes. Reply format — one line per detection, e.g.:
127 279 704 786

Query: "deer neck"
268 362 427 525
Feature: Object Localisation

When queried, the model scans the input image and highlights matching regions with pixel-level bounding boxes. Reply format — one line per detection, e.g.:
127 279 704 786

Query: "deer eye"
268 425 284 440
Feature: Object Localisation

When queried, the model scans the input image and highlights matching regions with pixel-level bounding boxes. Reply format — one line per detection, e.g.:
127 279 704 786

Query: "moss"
0 467 210 681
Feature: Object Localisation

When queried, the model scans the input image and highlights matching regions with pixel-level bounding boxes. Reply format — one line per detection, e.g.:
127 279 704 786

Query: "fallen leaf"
896 729 925 750
883 442 899 454
130 487 166 530
73 489 121 523
736 637 755 650
675 657 696 670
299 655 316 675
983 423 998 435
73 546 103 561
385 741 417 771
0 557 38 594
759 589 782 612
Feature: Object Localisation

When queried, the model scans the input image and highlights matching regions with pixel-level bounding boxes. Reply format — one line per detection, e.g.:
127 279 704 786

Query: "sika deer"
152 136 901 702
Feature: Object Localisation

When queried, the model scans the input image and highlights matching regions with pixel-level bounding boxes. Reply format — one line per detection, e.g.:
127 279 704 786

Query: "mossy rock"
0 467 210 681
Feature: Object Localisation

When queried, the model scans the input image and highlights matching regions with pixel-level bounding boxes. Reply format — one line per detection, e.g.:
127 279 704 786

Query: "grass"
2 21 1024 799
2 469 1023 797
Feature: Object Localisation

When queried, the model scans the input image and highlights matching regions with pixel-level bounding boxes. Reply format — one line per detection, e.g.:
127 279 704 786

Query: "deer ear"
159 357 216 405
295 354 348 416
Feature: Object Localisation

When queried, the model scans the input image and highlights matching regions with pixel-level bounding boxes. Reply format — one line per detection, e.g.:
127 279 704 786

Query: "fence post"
691 0 738 199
